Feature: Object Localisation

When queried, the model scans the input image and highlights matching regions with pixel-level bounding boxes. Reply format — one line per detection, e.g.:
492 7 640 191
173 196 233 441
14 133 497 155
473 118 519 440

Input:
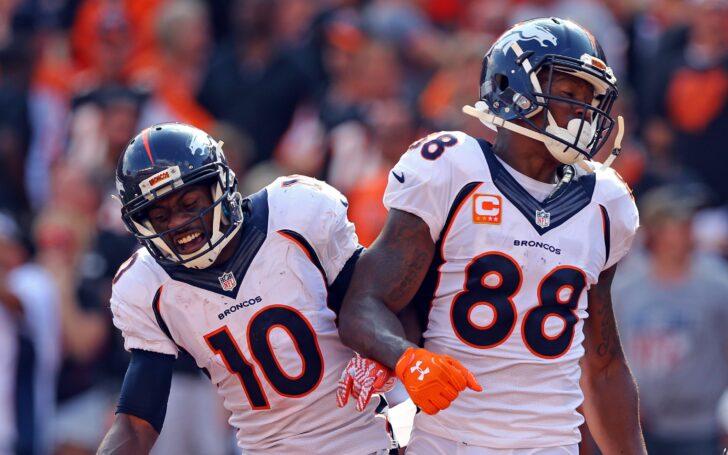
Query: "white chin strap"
463 103 625 172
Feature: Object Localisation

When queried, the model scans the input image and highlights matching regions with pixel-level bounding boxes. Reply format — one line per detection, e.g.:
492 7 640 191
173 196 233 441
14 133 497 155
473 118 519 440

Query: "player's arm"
335 210 431 411
98 349 175 454
580 264 646 455
339 209 480 415
339 208 433 368
333 245 424 412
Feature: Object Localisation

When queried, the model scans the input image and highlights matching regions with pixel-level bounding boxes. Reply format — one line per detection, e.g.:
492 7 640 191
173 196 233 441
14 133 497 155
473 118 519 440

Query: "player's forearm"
581 358 646 455
338 292 417 369
97 414 158 455
339 209 435 368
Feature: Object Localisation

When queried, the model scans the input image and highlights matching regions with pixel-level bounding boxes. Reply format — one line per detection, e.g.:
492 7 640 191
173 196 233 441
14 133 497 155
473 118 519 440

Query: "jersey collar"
478 139 595 235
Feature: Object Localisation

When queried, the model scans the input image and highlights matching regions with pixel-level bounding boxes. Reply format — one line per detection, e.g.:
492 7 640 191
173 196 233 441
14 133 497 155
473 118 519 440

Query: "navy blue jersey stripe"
151 287 202 376
278 229 327 282
151 287 209 378
152 286 174 343
327 246 363 317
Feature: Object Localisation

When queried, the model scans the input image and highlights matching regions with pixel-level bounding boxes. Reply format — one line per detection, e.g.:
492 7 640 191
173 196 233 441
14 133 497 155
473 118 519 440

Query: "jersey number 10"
204 305 323 409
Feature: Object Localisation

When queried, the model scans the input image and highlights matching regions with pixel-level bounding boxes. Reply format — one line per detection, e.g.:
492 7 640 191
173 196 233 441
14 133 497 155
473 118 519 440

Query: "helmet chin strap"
462 103 625 172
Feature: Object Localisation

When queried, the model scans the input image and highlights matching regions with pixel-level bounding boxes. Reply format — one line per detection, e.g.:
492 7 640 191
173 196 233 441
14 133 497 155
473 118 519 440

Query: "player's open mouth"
173 230 207 255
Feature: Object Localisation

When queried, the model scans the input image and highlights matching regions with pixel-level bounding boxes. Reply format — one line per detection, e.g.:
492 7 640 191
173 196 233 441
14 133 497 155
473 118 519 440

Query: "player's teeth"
178 232 200 245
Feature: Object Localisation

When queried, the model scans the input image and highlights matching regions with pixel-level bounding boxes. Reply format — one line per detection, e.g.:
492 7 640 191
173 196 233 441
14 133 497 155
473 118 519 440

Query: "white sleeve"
109 256 178 356
601 176 640 271
272 176 359 285
383 132 466 242
313 183 359 285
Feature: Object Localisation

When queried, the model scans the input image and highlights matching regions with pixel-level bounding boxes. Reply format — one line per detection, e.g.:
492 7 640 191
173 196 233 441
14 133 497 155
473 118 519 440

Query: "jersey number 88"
450 252 587 359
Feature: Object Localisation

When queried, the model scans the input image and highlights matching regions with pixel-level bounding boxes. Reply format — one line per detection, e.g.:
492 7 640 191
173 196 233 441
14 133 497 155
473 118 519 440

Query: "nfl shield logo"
535 209 551 228
218 271 237 291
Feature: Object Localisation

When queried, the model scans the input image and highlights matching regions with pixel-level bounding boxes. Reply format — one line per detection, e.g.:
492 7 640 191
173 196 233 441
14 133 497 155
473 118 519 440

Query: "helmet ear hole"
495 74 509 92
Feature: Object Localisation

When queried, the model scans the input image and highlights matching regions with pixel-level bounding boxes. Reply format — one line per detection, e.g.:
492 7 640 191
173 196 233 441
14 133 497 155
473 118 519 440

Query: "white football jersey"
384 131 639 449
111 176 391 455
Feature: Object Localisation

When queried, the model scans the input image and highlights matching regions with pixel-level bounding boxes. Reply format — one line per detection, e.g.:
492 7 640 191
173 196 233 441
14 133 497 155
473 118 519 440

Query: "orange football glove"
336 354 397 412
395 347 482 415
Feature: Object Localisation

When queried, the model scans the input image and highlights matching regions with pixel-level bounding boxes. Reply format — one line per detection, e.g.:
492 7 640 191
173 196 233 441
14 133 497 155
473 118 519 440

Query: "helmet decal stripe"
511 42 543 95
141 128 155 164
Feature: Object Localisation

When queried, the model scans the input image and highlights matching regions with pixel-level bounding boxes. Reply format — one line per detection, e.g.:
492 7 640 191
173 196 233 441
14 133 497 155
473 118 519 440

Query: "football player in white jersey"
97 123 394 454
336 18 647 454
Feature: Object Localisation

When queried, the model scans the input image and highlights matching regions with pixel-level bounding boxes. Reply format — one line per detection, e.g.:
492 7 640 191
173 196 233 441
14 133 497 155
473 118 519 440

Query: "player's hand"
395 347 482 415
336 354 397 412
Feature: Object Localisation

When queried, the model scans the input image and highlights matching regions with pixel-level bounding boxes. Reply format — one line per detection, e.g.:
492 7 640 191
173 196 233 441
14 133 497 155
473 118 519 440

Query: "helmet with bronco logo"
468 17 619 165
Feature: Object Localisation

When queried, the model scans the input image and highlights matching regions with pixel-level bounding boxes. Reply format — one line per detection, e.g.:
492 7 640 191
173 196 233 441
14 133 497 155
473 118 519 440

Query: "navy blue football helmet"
116 123 243 269
468 17 618 165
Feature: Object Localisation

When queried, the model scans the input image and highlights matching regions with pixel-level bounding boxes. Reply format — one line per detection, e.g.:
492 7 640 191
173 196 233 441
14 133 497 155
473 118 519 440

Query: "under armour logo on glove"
410 361 430 380
396 347 482 415
336 354 396 412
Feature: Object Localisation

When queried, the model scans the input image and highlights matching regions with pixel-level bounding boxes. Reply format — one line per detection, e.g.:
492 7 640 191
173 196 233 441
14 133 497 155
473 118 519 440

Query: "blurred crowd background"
1 0 728 454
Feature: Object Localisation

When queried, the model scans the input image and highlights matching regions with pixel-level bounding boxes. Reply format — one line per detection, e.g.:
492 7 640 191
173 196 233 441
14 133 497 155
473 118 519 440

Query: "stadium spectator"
197 0 319 164
643 0 728 205
613 184 728 455
347 97 419 246
0 211 61 455
137 0 215 131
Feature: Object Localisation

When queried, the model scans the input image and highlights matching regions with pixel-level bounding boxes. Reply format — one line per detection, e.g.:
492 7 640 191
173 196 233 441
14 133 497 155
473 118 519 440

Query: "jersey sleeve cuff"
123 337 178 357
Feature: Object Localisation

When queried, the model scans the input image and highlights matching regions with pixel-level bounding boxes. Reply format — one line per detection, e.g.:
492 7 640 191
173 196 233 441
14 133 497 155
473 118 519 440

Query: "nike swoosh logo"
392 171 405 183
